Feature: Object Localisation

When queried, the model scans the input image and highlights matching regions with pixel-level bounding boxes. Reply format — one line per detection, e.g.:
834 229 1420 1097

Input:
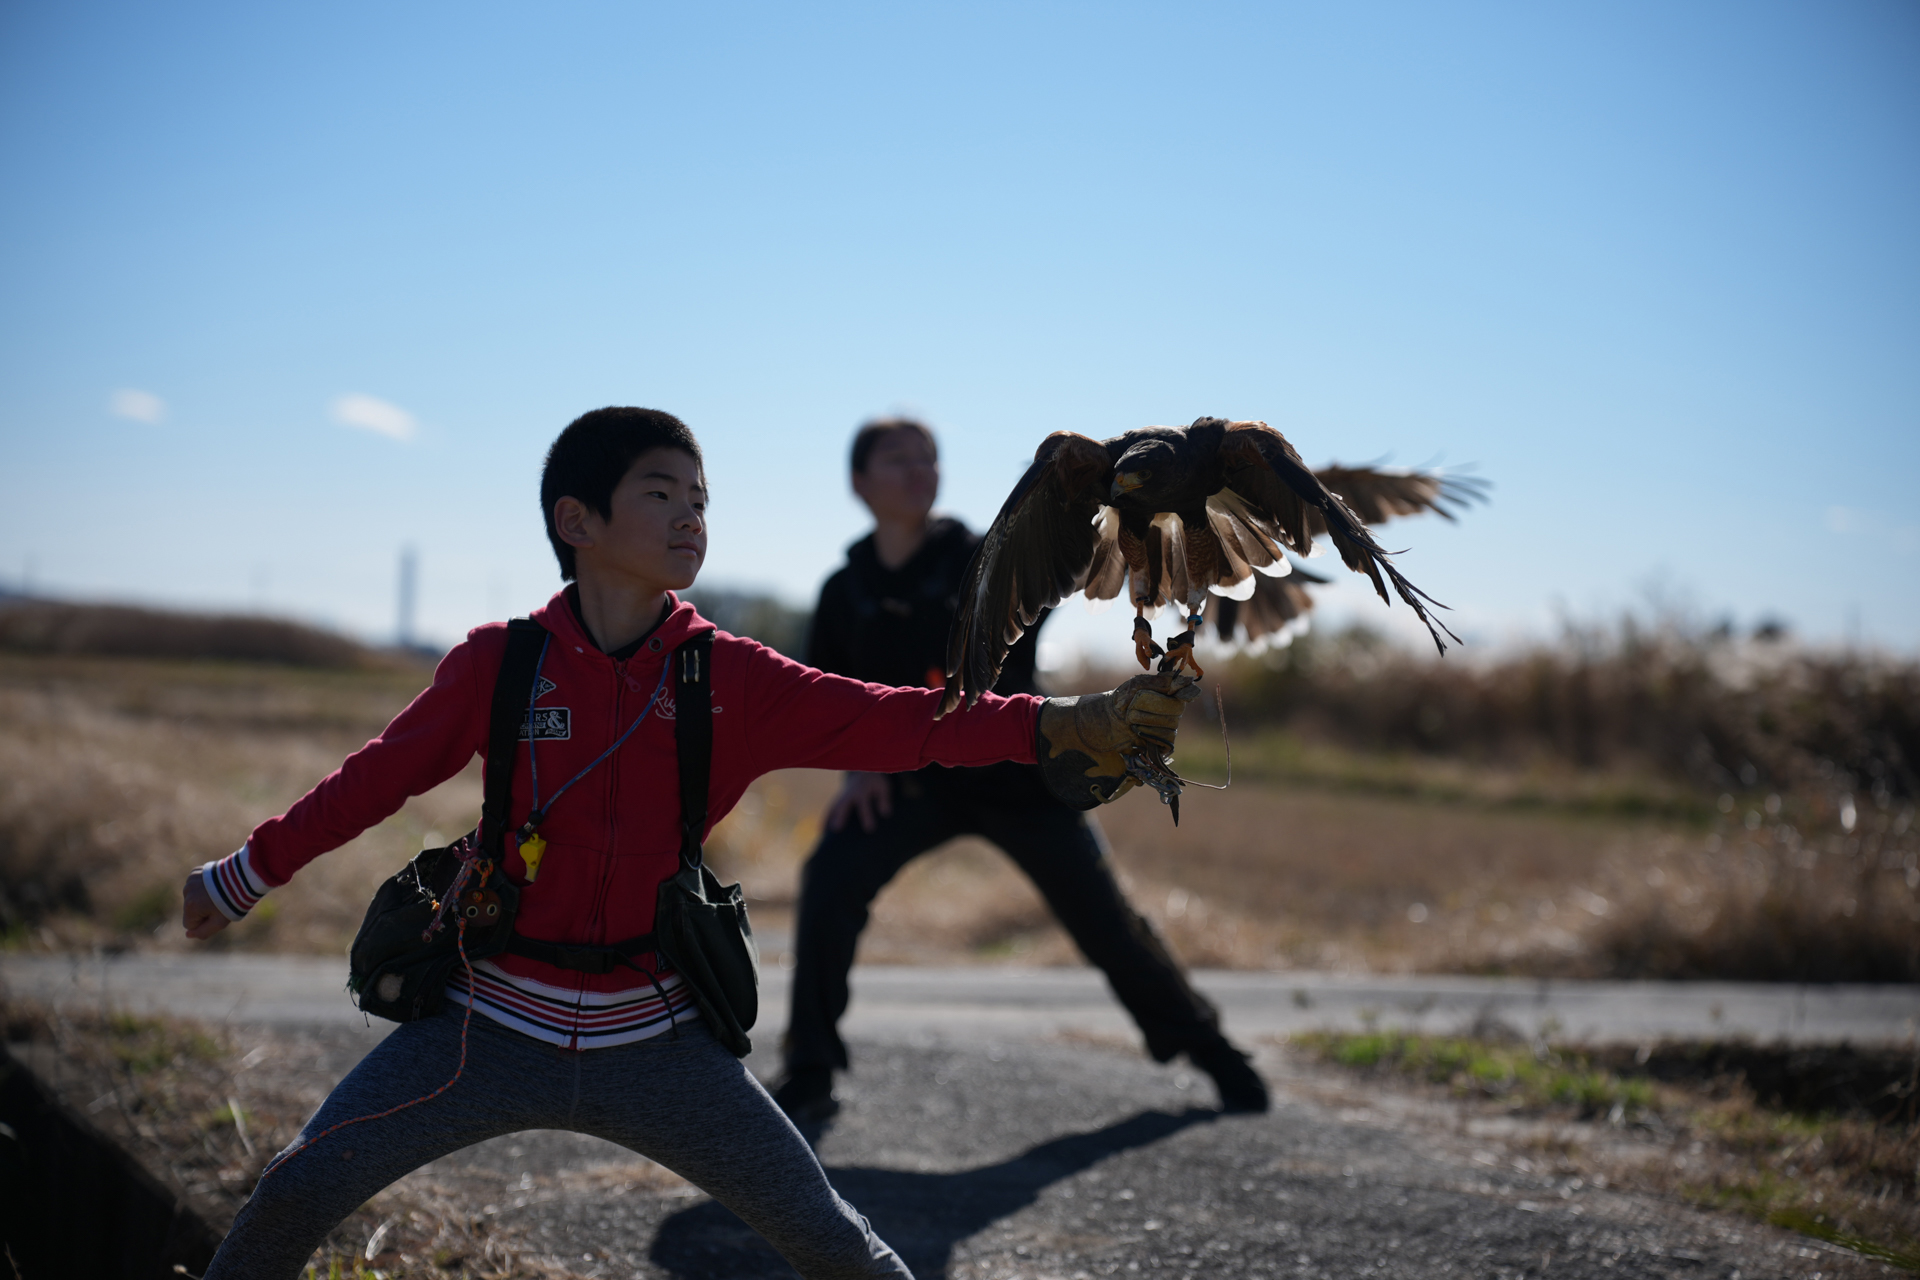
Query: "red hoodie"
203 589 1040 1047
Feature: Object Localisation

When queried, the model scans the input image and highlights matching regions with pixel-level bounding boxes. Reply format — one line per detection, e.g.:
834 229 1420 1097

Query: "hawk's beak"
1110 471 1147 500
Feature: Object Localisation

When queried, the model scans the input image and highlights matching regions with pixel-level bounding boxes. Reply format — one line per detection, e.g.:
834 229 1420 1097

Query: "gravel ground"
350 1033 1894 1280
10 1004 1899 1278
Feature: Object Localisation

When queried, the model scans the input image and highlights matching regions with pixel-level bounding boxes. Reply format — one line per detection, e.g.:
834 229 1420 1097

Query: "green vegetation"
1761 1205 1920 1270
111 881 176 932
105 1009 222 1074
1300 1031 1920 1271
1172 724 1714 824
1294 1029 1654 1116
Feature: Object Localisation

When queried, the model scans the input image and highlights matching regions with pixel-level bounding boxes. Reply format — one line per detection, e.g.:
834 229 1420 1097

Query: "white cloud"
332 393 416 441
110 388 166 423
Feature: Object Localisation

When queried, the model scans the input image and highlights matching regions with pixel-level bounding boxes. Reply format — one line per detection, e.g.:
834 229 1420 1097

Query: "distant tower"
397 547 418 648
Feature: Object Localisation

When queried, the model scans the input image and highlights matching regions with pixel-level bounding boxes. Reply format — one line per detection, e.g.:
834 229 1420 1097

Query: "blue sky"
2 2 1915 659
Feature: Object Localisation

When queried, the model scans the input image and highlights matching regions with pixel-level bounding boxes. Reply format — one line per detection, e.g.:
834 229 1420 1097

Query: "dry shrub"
0 599 389 669
1594 868 1920 983
1213 615 1918 806
1584 801 1919 983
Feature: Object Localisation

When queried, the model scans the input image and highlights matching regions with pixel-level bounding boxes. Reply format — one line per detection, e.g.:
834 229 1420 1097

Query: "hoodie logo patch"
534 676 558 699
517 708 571 740
646 694 721 722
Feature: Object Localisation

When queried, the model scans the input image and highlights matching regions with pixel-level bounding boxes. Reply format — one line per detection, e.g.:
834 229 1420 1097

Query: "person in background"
771 417 1268 1124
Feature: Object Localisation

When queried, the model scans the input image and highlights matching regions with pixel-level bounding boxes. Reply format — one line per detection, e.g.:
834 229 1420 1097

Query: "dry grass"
0 598 396 669
0 997 602 1277
0 653 477 955
1294 1030 1920 1270
3 647 1916 981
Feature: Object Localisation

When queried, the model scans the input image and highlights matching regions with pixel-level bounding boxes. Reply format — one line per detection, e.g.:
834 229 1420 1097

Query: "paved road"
368 1031 1890 1279
7 951 1912 1277
6 951 1918 1047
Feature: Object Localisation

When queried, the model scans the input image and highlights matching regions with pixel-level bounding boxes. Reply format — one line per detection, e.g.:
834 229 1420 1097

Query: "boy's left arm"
741 644 1038 776
735 643 1195 806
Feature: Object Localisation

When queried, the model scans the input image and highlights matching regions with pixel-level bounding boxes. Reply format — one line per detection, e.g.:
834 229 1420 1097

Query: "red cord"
253 919 477 1186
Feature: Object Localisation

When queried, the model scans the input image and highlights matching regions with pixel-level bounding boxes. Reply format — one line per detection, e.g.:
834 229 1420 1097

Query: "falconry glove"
1035 671 1200 809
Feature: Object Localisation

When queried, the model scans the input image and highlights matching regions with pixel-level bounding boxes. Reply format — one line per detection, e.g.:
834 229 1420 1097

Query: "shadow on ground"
649 1107 1216 1278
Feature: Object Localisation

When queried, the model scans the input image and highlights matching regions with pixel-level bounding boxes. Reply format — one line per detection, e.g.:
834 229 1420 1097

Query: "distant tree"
684 588 811 659
0 600 372 668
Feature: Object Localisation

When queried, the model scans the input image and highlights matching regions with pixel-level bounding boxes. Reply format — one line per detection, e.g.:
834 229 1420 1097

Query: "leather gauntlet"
1035 671 1199 809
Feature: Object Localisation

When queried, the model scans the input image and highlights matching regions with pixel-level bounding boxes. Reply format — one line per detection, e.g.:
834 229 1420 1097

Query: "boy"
181 407 1194 1279
772 418 1267 1124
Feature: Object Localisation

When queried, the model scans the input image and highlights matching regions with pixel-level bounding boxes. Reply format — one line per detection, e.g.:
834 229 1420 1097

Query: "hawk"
940 417 1482 715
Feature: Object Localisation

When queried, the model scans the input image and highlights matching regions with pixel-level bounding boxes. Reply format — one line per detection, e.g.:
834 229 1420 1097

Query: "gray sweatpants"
205 1006 910 1279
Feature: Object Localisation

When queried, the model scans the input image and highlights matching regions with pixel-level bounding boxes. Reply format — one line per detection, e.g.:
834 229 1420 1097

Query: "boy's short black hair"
541 407 704 580
849 416 938 476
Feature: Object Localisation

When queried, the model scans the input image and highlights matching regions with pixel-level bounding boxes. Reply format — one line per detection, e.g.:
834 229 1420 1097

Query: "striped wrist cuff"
200 844 268 921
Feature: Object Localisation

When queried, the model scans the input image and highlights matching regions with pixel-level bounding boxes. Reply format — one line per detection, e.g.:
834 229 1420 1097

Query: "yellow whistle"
518 833 548 883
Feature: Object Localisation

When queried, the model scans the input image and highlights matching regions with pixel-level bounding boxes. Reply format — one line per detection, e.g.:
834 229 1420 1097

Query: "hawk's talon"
1131 616 1163 671
1157 628 1205 678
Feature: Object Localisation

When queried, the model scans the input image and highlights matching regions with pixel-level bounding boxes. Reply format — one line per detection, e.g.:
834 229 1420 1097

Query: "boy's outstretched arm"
177 637 490 941
741 645 1197 805
180 869 228 940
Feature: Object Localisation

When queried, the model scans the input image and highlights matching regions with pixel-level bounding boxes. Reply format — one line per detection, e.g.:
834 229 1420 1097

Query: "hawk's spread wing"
1204 562 1330 645
1205 464 1484 646
1216 422 1459 654
940 432 1114 715
1310 466 1488 533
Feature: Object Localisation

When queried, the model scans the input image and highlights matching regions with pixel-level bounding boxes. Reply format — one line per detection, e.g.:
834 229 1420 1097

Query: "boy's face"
556 447 708 594
852 429 939 524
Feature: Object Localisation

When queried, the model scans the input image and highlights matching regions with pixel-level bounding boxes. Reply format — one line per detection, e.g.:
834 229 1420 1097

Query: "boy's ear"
553 496 599 551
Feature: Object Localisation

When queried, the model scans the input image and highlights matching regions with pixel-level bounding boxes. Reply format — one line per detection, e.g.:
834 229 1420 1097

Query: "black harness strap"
506 930 658 974
675 631 716 869
480 619 548 859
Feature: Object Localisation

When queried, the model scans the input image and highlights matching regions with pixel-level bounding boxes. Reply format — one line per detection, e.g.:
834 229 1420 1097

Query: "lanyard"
515 634 673 845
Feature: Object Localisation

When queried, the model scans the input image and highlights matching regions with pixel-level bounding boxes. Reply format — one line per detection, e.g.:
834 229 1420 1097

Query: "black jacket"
807 517 1056 808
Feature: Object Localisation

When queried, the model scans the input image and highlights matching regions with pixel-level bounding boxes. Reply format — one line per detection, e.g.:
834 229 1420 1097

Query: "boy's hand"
1035 671 1200 809
181 870 230 940
828 772 893 834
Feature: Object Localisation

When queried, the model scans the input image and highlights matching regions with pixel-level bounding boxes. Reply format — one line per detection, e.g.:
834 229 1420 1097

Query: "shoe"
1190 1040 1269 1113
772 1066 840 1125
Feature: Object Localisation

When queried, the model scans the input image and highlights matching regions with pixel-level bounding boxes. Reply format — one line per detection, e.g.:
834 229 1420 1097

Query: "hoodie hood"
526 588 710 663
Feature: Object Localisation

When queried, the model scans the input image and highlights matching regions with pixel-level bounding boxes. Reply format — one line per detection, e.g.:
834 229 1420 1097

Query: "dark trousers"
783 778 1224 1072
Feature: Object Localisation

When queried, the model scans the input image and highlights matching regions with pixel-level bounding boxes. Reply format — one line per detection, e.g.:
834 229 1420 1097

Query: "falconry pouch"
347 619 546 1023
652 633 761 1058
